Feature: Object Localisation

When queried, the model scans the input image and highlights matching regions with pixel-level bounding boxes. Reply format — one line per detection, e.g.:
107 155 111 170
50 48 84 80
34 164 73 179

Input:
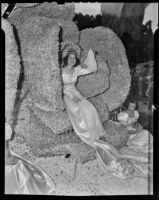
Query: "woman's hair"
63 52 80 68
127 100 139 110
128 100 137 105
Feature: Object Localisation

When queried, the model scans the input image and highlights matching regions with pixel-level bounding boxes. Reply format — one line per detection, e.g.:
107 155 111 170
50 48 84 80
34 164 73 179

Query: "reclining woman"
61 43 153 179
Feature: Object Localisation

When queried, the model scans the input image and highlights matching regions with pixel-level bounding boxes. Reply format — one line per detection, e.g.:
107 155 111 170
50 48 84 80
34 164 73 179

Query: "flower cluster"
79 26 131 112
8 3 79 139
101 120 129 149
77 55 110 100
10 2 75 23
58 20 79 44
2 18 21 125
7 3 132 156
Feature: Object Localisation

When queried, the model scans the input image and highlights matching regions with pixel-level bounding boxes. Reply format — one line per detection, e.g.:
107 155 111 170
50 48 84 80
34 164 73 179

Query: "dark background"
73 13 155 69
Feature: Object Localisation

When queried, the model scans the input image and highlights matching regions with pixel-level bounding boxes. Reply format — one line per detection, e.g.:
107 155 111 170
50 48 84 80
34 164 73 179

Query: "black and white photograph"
2 2 158 196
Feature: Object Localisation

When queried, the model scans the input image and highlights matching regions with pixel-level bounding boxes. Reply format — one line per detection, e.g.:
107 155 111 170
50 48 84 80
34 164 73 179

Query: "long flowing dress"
62 57 153 179
5 124 56 195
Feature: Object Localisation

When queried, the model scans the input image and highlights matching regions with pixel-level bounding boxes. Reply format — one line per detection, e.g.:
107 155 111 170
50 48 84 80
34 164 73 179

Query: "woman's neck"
127 110 135 118
66 65 73 70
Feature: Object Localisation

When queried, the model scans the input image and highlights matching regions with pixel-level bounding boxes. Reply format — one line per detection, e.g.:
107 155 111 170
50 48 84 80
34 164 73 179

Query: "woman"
124 101 140 132
117 112 153 154
5 122 56 194
62 45 153 179
62 48 106 141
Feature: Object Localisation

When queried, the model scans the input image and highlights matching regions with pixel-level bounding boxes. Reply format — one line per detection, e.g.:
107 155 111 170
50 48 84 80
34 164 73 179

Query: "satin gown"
5 150 56 195
5 124 56 194
62 65 153 179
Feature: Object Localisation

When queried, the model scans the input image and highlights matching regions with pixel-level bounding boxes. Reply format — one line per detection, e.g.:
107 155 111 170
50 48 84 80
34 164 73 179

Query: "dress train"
5 150 56 194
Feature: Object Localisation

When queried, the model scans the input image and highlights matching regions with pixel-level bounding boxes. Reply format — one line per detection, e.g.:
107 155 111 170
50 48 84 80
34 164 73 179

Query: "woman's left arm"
77 49 98 76
134 111 139 122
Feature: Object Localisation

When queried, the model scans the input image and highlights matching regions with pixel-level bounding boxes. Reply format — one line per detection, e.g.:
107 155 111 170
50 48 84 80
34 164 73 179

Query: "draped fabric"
5 150 56 194
5 122 56 194
62 62 153 179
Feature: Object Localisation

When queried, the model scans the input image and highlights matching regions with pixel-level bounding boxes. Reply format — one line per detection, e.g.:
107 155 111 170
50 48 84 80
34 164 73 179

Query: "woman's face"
67 53 76 67
128 103 136 111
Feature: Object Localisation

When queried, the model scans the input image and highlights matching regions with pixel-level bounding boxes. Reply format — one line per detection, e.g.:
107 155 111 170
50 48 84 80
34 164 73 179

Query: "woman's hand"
83 49 98 73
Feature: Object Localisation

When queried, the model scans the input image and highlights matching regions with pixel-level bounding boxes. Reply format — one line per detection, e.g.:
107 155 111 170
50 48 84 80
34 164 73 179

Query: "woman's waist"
63 82 76 88
63 84 84 99
63 84 75 95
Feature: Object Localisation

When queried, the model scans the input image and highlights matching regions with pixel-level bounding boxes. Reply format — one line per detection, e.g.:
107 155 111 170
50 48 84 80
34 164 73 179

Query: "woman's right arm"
77 49 98 76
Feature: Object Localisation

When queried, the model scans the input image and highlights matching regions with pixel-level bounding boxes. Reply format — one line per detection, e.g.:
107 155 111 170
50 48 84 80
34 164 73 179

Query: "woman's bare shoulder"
62 67 69 75
75 64 81 69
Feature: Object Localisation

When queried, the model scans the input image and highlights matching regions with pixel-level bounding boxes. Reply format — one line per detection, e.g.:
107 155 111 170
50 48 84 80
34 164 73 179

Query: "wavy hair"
62 53 80 68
